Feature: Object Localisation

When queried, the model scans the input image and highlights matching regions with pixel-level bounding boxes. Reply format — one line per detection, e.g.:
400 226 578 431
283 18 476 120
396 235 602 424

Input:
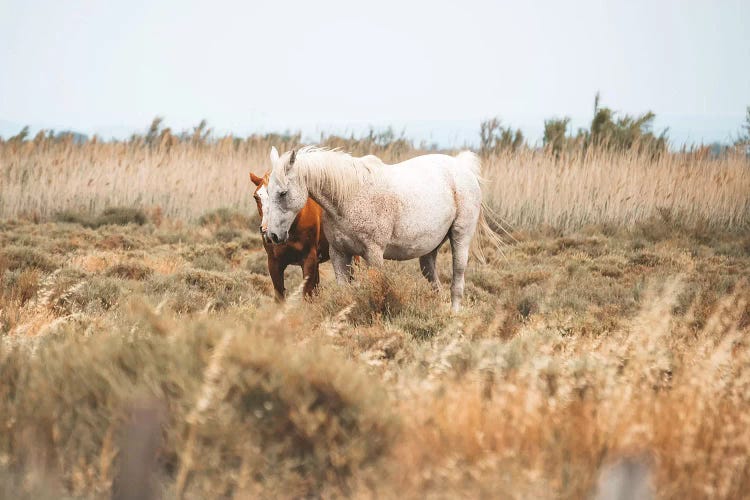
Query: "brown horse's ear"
249 172 263 186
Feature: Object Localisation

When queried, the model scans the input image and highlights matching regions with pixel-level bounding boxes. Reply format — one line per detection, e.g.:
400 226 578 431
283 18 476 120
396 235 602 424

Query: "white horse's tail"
454 150 482 178
454 151 510 263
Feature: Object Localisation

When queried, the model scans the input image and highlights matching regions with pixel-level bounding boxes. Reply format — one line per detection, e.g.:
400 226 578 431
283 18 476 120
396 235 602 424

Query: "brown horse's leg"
268 257 286 302
301 251 320 297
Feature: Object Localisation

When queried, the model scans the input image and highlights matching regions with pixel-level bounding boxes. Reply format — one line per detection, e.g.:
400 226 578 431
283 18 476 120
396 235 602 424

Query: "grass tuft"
0 246 58 273
55 207 147 228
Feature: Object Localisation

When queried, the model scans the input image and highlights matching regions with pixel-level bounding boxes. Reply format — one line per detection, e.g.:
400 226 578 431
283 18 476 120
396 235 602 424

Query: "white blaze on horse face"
267 181 302 241
258 185 269 231
266 156 308 243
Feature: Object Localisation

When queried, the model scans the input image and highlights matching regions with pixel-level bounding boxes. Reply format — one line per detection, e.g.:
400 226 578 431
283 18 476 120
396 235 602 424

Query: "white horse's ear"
288 149 296 168
270 146 279 164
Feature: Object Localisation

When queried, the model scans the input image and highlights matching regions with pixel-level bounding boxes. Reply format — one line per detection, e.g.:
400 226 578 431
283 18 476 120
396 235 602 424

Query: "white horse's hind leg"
419 246 442 291
449 207 480 312
449 233 470 312
330 246 353 284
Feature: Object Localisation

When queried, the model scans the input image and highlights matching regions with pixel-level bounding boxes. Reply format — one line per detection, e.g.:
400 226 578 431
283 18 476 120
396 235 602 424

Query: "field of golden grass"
2 139 748 230
1 140 749 498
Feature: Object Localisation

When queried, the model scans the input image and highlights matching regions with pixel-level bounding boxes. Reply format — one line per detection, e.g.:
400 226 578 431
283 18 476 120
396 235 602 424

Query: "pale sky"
1 0 748 146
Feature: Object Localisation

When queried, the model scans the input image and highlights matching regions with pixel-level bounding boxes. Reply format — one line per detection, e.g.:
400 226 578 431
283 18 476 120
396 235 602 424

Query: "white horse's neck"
295 150 381 214
305 176 344 217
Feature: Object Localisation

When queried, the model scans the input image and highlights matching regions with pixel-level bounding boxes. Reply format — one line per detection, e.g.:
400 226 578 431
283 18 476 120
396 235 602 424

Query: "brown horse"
250 172 329 300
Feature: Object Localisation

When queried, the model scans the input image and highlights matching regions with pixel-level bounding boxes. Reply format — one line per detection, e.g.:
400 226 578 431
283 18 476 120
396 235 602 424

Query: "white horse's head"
266 146 307 244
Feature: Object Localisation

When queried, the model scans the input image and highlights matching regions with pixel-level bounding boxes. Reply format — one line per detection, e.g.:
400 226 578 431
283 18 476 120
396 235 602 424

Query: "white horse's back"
379 153 482 260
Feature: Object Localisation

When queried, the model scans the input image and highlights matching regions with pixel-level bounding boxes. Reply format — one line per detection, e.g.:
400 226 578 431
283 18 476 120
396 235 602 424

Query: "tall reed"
2 139 748 230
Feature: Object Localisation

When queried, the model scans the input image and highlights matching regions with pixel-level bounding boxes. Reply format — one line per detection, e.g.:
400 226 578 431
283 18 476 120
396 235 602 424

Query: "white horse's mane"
271 146 384 204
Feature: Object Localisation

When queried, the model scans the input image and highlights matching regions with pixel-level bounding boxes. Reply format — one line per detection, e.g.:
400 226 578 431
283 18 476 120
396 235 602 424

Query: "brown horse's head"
249 172 270 239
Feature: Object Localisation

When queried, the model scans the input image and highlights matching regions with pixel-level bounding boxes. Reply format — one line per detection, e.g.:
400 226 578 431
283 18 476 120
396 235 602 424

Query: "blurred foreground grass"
0 209 749 498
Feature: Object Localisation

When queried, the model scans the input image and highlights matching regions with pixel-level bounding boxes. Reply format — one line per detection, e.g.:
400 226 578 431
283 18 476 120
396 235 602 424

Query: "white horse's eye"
278 190 288 197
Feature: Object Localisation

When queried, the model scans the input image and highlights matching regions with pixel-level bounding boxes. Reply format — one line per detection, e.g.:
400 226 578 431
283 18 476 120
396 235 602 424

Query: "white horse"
264 146 497 311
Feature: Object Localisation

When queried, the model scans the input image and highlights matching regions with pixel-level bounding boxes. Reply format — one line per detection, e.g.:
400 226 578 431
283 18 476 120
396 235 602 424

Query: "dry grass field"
1 139 749 498
2 139 748 230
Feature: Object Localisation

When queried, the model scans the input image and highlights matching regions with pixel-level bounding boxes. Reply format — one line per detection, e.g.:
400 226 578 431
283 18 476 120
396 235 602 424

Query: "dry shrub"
181 244 228 265
629 252 661 268
154 228 193 245
187 335 396 497
1 268 41 304
55 207 147 229
0 216 748 498
53 210 94 226
146 275 206 314
515 269 550 288
190 253 227 272
467 266 507 295
0 313 395 498
245 251 269 275
368 280 750 499
52 276 123 315
146 269 263 312
95 207 148 227
198 208 256 230
105 262 153 281
96 233 138 251
214 228 241 242
178 269 247 303
0 246 57 273
339 325 407 362
313 265 448 339
516 294 538 319
0 318 206 497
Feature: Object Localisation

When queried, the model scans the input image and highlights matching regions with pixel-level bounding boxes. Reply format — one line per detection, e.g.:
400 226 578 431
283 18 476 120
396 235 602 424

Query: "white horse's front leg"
363 245 384 268
330 246 353 284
